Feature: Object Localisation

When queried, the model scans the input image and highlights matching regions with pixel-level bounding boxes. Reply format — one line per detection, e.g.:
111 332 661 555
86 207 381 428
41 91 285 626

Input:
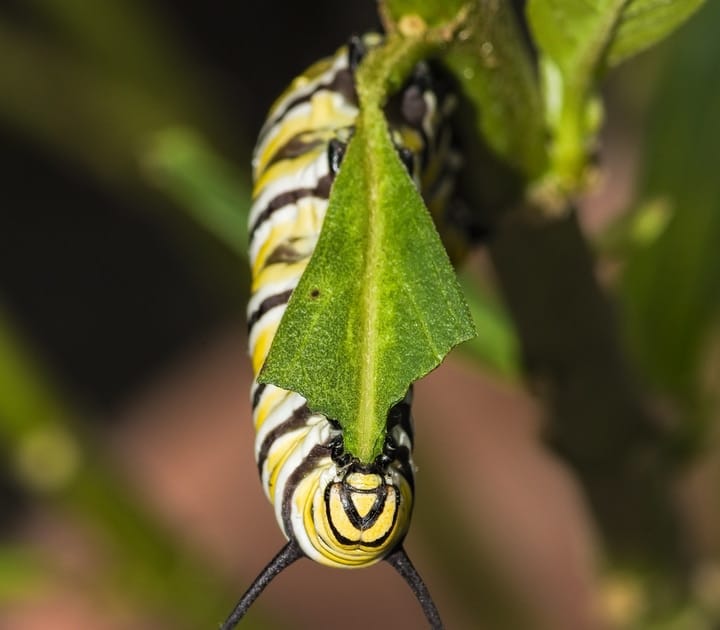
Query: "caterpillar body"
222 33 461 629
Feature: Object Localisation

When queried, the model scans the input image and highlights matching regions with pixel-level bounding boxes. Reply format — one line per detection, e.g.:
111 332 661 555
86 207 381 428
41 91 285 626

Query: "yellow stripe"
251 258 308 294
299 467 326 538
255 92 356 176
267 57 335 117
395 126 424 155
251 200 325 275
251 324 279 374
265 432 308 502
253 386 289 431
253 146 322 196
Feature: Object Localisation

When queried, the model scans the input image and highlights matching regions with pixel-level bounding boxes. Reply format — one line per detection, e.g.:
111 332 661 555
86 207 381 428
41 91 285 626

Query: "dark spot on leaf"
310 288 321 299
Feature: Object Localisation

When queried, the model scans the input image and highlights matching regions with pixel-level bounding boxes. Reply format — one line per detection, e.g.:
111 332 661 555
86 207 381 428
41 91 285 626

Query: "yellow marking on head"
327 485 356 538
345 472 382 491
301 475 414 568
359 488 396 543
350 492 377 517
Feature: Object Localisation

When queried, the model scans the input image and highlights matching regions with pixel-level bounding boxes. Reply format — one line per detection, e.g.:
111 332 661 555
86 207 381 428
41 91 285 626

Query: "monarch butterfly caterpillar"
222 33 465 630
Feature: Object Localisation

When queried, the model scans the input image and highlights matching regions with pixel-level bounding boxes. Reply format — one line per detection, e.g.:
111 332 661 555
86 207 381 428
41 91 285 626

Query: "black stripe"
387 399 414 445
394 447 415 491
347 35 367 72
251 383 267 410
247 289 293 334
264 242 309 266
257 404 312 475
264 134 326 171
339 484 388 530
323 482 401 548
384 396 415 489
281 442 332 539
249 172 333 243
258 68 357 144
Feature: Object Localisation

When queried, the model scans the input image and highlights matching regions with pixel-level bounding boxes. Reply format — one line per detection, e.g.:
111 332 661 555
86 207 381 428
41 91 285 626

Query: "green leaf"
621 0 720 411
384 1 546 186
528 0 705 79
143 127 251 259
444 1 546 182
260 110 475 463
605 0 707 68
382 0 467 27
527 0 706 188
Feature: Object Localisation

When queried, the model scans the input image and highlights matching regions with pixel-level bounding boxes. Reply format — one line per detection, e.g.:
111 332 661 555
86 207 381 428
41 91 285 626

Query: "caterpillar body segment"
227 32 462 629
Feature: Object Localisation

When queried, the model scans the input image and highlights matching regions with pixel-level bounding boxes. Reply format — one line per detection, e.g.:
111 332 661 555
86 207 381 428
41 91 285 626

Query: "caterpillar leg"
386 546 444 630
219 541 303 629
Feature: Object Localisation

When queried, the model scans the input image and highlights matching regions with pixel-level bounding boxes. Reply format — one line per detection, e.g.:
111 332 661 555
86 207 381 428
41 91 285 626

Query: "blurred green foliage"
0 546 46 603
0 310 272 628
144 128 252 258
0 0 718 629
621 0 720 426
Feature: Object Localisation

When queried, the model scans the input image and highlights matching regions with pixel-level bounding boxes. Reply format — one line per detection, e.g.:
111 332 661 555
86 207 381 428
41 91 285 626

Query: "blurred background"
1 1 719 629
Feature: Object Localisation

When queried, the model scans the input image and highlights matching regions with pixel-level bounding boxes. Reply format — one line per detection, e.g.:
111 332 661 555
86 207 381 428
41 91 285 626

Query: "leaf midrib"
356 116 383 462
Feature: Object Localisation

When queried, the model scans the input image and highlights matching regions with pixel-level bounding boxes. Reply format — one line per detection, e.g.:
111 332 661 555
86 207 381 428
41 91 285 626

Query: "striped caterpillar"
222 33 462 629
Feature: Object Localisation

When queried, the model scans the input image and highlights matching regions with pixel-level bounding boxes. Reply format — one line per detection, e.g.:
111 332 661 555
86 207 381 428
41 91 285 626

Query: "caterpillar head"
307 460 413 568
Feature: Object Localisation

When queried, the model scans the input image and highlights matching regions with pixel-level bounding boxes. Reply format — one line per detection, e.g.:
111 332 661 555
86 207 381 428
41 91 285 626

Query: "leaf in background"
143 128 251 259
444 1 546 182
528 0 705 80
260 116 475 462
527 0 706 187
621 1 720 410
605 0 707 68
0 547 46 603
0 7 232 193
595 197 673 259
0 310 265 629
458 271 520 380
23 0 200 105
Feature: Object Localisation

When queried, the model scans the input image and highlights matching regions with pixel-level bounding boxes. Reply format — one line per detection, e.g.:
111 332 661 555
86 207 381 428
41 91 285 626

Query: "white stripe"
254 391 308 460
270 417 332 524
248 196 328 264
248 150 330 228
246 272 298 319
255 49 349 151
247 306 284 360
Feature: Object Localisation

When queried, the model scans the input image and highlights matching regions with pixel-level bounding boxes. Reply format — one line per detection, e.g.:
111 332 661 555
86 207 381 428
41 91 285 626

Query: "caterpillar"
222 33 462 629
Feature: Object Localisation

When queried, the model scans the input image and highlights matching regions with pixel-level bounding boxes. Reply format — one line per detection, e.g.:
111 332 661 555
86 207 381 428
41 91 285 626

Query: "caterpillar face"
248 33 456 569
281 396 415 568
